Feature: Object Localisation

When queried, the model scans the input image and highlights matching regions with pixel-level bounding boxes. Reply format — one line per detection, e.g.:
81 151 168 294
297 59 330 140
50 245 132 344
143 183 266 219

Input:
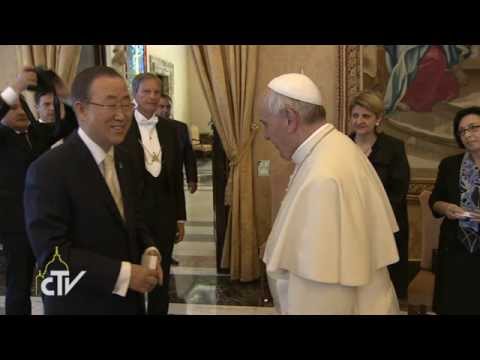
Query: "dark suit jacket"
119 116 186 248
165 119 198 184
54 102 78 140
24 132 155 314
427 153 480 314
429 153 464 252
0 97 10 119
369 133 410 245
0 97 73 233
349 132 410 297
349 132 410 244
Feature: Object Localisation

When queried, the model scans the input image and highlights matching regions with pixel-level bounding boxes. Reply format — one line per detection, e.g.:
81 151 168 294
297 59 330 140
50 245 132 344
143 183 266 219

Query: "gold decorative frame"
336 45 362 134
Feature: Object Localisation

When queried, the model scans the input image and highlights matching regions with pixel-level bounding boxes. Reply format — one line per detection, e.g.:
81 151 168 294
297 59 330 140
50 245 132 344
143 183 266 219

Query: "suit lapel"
131 115 146 163
115 152 138 262
115 150 133 231
71 134 127 230
156 121 170 177
132 115 142 144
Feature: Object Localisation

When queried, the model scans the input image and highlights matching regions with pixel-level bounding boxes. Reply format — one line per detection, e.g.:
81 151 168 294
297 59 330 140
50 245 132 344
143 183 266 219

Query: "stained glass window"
126 45 146 90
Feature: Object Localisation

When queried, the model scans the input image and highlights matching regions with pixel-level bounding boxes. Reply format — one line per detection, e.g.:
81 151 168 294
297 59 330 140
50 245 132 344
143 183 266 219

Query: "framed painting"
338 45 480 186
105 45 127 78
149 55 174 99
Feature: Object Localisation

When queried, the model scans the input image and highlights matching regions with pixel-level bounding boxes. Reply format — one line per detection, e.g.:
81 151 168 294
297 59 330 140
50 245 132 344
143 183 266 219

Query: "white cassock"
263 123 401 315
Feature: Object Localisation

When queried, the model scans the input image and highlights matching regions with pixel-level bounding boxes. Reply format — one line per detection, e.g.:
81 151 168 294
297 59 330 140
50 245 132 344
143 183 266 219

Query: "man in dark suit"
119 73 186 315
0 67 73 315
24 66 163 315
33 88 78 149
156 94 198 267
38 69 79 140
35 91 55 124
157 94 198 194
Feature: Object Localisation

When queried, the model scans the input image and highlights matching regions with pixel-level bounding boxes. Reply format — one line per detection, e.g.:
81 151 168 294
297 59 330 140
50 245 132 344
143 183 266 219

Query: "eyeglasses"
88 101 135 113
458 124 480 137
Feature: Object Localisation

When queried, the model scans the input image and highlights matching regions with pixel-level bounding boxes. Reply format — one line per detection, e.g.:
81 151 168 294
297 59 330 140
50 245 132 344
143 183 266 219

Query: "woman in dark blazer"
349 90 411 299
429 106 480 314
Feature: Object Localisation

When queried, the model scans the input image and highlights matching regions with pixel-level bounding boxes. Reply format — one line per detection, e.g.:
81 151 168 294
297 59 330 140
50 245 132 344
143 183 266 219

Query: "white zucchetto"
267 73 323 106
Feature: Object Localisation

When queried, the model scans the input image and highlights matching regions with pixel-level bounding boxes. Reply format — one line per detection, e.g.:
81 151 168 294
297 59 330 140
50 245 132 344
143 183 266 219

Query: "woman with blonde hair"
349 90 411 300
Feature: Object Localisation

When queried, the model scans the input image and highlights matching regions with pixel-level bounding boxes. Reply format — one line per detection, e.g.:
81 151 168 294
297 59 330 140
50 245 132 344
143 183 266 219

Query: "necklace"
361 146 372 157
355 134 376 157
138 127 161 165
286 127 335 193
139 140 161 164
148 126 155 141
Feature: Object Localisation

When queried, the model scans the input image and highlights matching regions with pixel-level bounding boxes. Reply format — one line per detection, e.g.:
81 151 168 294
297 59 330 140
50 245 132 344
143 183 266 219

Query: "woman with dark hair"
430 106 480 314
349 90 411 300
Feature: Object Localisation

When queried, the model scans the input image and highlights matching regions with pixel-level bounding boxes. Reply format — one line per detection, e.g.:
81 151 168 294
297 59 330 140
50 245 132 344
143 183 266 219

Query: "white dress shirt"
78 128 159 297
1 87 32 132
1 86 18 106
135 110 185 225
135 110 162 177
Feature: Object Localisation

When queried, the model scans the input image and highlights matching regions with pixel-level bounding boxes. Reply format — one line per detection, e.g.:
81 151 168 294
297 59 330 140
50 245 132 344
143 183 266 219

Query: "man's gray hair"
264 90 326 124
132 73 161 95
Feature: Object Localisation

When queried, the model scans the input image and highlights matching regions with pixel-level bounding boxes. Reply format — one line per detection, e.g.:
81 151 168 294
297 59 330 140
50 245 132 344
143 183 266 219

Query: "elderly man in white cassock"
261 73 401 315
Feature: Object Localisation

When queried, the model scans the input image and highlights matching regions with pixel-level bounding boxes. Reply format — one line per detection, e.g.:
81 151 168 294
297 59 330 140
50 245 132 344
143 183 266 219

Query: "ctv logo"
35 246 86 296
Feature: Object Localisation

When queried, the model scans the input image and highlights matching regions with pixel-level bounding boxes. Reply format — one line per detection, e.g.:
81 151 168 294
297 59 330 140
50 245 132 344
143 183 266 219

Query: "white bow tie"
135 110 158 127
138 117 158 127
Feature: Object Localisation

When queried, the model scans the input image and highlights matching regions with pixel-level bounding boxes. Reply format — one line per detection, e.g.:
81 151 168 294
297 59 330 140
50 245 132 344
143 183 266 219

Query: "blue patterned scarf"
459 152 480 253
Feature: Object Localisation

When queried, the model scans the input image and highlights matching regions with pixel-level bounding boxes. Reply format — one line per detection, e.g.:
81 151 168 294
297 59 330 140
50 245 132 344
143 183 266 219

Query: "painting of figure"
363 45 480 178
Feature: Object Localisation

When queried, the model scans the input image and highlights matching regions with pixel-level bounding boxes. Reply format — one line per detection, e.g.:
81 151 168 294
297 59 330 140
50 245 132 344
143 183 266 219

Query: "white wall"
146 45 211 134
147 45 189 124
0 45 19 90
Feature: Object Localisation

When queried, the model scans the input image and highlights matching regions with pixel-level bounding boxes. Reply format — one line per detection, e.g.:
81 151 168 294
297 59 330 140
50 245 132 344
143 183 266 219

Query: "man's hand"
144 248 163 285
188 182 198 194
129 264 159 294
175 222 185 244
13 66 37 94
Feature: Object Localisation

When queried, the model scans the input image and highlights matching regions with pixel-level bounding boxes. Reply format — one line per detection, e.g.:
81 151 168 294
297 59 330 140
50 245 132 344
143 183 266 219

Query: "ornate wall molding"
336 45 362 133
407 179 435 203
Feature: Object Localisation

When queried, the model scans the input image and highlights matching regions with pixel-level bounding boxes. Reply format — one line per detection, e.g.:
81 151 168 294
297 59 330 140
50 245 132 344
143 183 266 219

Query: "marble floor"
168 158 275 314
0 158 411 315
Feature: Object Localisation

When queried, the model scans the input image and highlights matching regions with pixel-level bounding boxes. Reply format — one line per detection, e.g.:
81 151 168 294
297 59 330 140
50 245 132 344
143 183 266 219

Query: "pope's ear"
285 107 300 132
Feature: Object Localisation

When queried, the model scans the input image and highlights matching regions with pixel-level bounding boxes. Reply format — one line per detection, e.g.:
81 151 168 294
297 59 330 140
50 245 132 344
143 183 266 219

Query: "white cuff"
143 246 161 262
177 220 186 224
144 246 160 255
112 261 131 297
1 86 18 106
